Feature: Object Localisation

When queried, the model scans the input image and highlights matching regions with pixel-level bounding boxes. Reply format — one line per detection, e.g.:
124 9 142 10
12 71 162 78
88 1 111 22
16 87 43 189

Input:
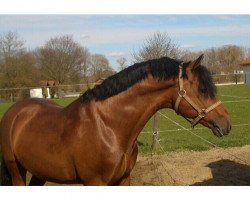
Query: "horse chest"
109 145 138 184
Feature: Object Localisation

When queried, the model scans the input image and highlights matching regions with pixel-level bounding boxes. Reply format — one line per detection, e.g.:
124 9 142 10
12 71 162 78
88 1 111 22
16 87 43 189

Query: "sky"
1 15 250 70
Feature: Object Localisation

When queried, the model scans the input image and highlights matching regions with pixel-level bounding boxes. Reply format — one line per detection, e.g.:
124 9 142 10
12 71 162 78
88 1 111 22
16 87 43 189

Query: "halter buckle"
198 109 207 118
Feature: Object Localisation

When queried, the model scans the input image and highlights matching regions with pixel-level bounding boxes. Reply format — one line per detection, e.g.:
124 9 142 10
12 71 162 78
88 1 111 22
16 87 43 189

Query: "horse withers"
0 55 231 186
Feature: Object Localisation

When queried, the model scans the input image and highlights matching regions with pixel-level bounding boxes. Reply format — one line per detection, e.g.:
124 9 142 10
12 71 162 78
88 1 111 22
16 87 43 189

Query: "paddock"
39 146 250 186
0 83 250 185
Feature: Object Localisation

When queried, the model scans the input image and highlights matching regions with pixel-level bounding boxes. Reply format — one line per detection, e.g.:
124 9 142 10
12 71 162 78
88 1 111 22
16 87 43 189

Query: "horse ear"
189 54 204 71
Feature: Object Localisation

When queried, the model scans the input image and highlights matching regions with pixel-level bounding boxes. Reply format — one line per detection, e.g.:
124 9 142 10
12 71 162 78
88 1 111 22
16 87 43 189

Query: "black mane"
194 65 217 98
80 57 181 102
80 57 216 102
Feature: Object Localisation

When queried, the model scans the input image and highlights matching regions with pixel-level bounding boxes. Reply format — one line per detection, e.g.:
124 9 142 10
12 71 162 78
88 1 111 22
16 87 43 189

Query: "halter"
174 64 222 128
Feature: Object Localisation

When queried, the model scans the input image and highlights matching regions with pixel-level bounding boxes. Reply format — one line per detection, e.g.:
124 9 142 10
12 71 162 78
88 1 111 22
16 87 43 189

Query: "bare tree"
132 32 181 63
36 35 90 84
0 32 36 88
132 31 181 151
116 57 127 71
181 49 219 74
243 47 250 59
0 53 37 87
180 50 203 62
0 32 38 101
0 32 25 59
202 45 244 74
217 45 244 72
89 54 114 81
181 45 245 74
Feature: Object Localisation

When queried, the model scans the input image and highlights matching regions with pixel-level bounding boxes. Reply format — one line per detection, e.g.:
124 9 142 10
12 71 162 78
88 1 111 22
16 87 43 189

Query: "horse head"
173 55 231 137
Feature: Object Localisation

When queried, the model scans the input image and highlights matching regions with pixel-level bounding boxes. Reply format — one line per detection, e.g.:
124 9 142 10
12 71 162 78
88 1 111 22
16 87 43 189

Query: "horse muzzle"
210 117 231 137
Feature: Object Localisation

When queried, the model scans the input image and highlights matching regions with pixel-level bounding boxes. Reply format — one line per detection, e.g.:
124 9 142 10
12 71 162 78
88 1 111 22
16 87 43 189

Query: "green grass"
0 102 13 118
1 84 250 154
138 84 250 153
53 97 77 106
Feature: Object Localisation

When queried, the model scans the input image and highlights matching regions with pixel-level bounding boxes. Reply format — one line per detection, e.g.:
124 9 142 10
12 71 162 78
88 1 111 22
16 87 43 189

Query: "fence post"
10 91 14 102
235 74 238 84
151 112 160 152
10 89 15 102
57 86 62 98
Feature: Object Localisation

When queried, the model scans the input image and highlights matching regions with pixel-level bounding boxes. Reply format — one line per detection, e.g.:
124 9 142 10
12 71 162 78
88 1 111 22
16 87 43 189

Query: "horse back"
0 98 61 145
0 98 63 155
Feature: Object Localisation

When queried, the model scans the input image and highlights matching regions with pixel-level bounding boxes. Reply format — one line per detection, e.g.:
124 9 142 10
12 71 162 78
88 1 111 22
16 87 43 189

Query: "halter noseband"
174 64 222 128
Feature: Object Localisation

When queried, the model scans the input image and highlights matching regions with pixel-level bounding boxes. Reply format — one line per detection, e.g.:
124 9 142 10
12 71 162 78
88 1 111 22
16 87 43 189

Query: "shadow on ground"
192 159 250 186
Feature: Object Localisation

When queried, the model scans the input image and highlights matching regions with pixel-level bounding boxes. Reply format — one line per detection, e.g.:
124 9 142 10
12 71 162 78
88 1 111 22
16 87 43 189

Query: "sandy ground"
41 145 250 186
131 145 250 186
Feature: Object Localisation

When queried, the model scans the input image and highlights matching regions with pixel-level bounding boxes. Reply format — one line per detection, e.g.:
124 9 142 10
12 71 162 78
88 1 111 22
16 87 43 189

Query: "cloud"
76 24 250 46
167 24 250 36
2 15 250 51
107 51 126 57
76 28 152 45
80 34 90 39
180 44 195 49
16 22 250 50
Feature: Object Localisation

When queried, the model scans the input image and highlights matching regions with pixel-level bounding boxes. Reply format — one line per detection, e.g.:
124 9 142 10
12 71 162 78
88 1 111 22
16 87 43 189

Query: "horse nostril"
212 118 231 136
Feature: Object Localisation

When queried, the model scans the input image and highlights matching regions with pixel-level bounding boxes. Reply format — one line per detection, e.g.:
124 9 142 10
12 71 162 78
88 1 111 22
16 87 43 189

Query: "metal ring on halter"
178 89 186 97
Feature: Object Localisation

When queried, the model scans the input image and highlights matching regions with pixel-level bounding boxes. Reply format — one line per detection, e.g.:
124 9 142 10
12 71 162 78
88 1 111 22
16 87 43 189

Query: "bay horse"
0 55 231 186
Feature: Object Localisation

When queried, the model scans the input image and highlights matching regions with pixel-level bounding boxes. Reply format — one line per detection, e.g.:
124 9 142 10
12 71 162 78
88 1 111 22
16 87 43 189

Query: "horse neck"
93 74 176 150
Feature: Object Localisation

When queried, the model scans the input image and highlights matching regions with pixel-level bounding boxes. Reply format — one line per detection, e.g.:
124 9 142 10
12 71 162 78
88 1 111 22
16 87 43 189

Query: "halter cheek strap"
174 65 222 128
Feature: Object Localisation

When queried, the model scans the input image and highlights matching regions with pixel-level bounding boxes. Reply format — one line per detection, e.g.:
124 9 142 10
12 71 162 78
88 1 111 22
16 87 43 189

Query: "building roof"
240 58 250 65
39 80 56 86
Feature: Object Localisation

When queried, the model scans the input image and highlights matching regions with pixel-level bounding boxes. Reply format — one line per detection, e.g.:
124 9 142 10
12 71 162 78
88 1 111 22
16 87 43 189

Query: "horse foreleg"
116 143 138 186
116 174 131 186
84 178 108 186
6 159 27 186
29 175 46 186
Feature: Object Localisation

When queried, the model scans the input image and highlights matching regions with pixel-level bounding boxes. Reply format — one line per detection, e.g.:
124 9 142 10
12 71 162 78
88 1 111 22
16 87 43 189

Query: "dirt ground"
130 145 250 186
43 145 250 186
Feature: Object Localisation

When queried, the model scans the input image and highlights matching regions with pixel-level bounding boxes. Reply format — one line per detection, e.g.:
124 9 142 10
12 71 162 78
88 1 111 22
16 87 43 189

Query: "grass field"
0 84 250 154
139 84 250 153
